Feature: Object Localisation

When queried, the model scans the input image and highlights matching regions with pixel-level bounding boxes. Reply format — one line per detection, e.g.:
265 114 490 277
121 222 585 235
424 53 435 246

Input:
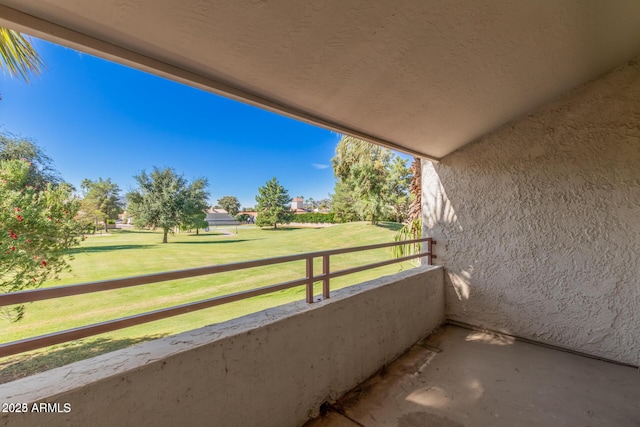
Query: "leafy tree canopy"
235 213 251 223
217 195 241 216
331 180 360 223
0 159 83 321
0 132 62 188
385 155 412 223
80 178 124 233
180 177 210 235
255 177 294 229
331 136 410 224
126 167 209 243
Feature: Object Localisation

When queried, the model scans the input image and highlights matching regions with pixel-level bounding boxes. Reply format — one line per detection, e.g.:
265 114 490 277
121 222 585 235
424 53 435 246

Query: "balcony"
1 265 444 427
2 262 638 427
307 324 640 427
1 2 639 426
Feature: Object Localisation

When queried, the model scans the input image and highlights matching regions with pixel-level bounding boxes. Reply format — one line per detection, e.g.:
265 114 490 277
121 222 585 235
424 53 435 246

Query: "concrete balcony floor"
306 325 640 427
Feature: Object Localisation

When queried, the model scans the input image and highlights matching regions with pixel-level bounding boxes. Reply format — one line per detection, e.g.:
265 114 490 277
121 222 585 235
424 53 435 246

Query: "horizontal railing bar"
298 252 425 286
0 238 432 306
303 237 429 257
0 254 312 306
0 237 433 357
0 278 306 358
328 252 426 279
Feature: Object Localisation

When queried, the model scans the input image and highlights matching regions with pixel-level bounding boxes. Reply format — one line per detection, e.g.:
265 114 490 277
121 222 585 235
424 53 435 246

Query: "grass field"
0 222 417 383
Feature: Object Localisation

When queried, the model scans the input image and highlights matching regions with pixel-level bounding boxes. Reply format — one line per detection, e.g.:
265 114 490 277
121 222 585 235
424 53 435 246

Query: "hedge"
291 212 337 224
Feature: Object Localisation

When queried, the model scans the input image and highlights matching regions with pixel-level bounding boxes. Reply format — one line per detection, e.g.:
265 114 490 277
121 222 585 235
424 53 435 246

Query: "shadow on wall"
419 57 640 365
422 162 475 320
422 162 462 233
422 161 475 314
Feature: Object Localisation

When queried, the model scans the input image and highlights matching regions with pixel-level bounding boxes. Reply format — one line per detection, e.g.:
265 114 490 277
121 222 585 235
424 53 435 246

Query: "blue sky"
0 37 346 208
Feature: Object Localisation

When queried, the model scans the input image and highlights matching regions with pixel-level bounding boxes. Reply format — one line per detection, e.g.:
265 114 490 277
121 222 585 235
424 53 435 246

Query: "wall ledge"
1 266 444 427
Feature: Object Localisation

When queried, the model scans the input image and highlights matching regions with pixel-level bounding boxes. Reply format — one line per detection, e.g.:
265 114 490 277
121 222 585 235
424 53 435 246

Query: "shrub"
0 159 83 321
291 213 337 224
235 213 250 223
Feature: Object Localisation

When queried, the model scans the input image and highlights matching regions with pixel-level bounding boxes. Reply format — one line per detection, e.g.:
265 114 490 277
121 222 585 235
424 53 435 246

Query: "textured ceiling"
2 1 640 160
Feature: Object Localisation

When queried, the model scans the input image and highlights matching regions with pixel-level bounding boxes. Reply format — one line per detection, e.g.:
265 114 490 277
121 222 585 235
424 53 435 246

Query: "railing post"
322 255 330 299
306 256 314 303
426 238 437 265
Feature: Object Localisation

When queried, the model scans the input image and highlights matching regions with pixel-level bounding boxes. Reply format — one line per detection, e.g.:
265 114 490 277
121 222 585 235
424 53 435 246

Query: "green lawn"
0 222 416 383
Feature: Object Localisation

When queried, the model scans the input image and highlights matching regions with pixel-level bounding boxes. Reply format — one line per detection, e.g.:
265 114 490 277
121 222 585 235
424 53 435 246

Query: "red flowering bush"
0 159 83 321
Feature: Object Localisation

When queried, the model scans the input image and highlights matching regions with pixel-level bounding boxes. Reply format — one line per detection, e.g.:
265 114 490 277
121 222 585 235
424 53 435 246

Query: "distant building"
118 212 133 224
291 197 306 213
205 208 240 226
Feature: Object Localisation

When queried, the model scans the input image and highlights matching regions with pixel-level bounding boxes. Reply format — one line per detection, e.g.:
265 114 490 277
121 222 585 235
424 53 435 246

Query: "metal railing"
0 238 435 358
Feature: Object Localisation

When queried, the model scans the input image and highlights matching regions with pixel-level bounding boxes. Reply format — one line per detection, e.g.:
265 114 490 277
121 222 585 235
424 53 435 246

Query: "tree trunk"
407 157 422 221
104 217 109 233
196 228 199 235
162 229 168 243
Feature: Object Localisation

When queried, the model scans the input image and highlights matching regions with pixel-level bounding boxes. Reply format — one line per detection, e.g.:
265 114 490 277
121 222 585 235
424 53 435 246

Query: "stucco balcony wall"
0 266 444 427
422 57 640 366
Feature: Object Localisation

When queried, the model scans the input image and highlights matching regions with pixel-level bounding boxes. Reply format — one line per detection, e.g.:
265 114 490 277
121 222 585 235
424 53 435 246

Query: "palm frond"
392 218 423 259
0 28 44 82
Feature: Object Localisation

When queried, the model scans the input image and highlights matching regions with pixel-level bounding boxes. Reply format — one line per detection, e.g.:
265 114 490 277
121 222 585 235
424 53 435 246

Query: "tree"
217 195 240 216
0 132 62 188
0 28 43 83
80 178 123 233
235 213 251 223
317 198 332 212
0 31 81 321
385 156 411 223
305 197 318 211
0 159 82 321
126 167 209 243
255 177 294 229
180 178 210 235
332 136 391 225
181 214 209 234
330 180 360 223
392 157 423 260
331 136 412 225
407 157 422 222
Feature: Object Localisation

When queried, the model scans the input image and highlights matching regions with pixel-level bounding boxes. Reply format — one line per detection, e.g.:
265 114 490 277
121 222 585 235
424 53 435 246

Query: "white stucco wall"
0 266 443 427
422 58 640 366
